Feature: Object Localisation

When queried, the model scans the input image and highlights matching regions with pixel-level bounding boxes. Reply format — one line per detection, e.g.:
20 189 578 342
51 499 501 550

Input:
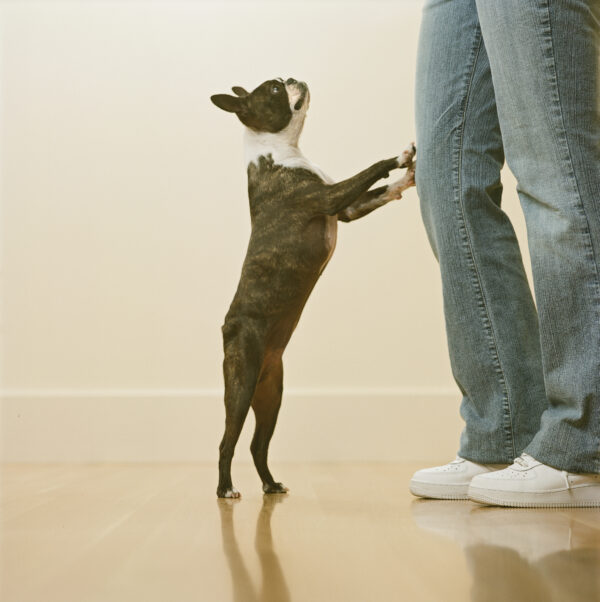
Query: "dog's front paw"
383 162 416 200
397 142 416 168
404 161 416 186
404 161 417 186
263 482 289 494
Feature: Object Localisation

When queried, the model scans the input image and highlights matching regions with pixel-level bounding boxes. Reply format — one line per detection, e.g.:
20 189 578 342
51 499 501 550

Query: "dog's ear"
231 86 249 97
210 93 245 113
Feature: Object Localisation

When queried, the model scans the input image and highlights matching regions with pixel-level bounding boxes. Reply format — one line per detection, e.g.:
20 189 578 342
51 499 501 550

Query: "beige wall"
0 0 531 462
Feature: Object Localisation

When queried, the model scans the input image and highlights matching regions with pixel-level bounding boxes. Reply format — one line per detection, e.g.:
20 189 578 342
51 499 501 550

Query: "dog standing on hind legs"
211 77 416 498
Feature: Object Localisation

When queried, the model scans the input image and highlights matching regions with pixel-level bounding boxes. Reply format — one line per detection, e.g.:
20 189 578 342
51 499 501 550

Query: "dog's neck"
244 127 303 166
243 124 333 184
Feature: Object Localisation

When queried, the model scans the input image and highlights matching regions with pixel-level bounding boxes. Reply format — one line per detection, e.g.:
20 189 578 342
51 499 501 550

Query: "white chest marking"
243 128 334 185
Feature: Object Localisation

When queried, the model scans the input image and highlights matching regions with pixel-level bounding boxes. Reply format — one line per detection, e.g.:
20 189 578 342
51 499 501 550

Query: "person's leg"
475 0 600 474
415 0 547 464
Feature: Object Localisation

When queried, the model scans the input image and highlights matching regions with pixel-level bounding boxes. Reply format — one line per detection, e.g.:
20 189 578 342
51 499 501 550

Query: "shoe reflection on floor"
411 500 600 602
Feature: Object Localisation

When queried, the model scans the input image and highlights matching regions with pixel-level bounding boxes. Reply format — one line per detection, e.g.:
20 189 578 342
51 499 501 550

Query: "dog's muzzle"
286 79 309 111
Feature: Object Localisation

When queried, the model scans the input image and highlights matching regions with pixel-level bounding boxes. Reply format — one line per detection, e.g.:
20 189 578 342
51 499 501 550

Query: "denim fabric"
415 0 600 472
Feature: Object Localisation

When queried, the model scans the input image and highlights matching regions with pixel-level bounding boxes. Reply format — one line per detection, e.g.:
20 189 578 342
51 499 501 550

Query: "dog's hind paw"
263 482 289 494
217 486 241 499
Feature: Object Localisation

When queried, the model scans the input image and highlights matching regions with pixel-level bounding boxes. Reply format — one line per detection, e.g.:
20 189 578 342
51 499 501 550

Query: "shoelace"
514 454 532 468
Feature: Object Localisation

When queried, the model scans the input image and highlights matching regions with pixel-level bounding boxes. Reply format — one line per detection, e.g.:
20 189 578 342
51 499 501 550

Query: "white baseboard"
0 388 462 463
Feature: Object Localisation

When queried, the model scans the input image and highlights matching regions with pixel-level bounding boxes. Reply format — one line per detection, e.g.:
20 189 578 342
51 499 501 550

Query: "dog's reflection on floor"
411 500 600 602
218 495 291 602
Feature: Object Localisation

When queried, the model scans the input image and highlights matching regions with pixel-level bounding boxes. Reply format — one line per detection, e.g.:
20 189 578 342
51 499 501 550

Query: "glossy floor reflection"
1 463 599 601
412 500 600 602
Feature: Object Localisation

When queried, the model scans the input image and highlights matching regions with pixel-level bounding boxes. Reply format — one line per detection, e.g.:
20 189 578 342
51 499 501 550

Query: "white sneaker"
410 457 509 500
468 453 600 508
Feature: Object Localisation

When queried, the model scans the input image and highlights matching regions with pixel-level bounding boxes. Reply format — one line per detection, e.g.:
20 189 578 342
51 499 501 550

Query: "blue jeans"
415 0 600 472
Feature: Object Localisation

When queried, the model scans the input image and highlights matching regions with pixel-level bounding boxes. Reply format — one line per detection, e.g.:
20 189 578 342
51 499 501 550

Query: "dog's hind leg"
250 357 288 494
218 320 265 498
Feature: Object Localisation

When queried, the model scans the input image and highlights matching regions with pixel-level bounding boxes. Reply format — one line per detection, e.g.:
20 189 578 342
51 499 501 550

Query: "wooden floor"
1 462 599 601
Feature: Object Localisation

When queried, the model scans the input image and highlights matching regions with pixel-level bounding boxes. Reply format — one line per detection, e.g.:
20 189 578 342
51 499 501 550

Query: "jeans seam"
541 0 600 470
453 26 516 462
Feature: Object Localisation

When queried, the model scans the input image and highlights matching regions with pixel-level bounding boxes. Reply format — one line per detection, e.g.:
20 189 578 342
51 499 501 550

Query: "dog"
211 77 415 498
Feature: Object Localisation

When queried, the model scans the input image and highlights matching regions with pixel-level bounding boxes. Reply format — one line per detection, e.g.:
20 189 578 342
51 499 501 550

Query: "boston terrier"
211 77 415 498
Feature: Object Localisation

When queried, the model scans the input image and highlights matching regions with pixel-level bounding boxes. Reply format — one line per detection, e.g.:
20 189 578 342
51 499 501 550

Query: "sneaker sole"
468 485 600 508
409 480 470 500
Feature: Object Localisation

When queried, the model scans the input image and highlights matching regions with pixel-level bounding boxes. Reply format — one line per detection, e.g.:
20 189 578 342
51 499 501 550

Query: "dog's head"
211 78 310 139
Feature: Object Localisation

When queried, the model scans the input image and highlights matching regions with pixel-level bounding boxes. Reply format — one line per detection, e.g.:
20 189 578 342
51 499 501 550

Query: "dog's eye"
271 85 281 94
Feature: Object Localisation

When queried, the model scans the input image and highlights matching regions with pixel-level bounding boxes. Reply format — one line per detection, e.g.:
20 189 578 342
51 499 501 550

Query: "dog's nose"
286 78 297 85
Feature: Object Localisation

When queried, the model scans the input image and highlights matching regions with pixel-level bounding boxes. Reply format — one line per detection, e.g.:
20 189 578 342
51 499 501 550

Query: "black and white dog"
211 78 415 498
